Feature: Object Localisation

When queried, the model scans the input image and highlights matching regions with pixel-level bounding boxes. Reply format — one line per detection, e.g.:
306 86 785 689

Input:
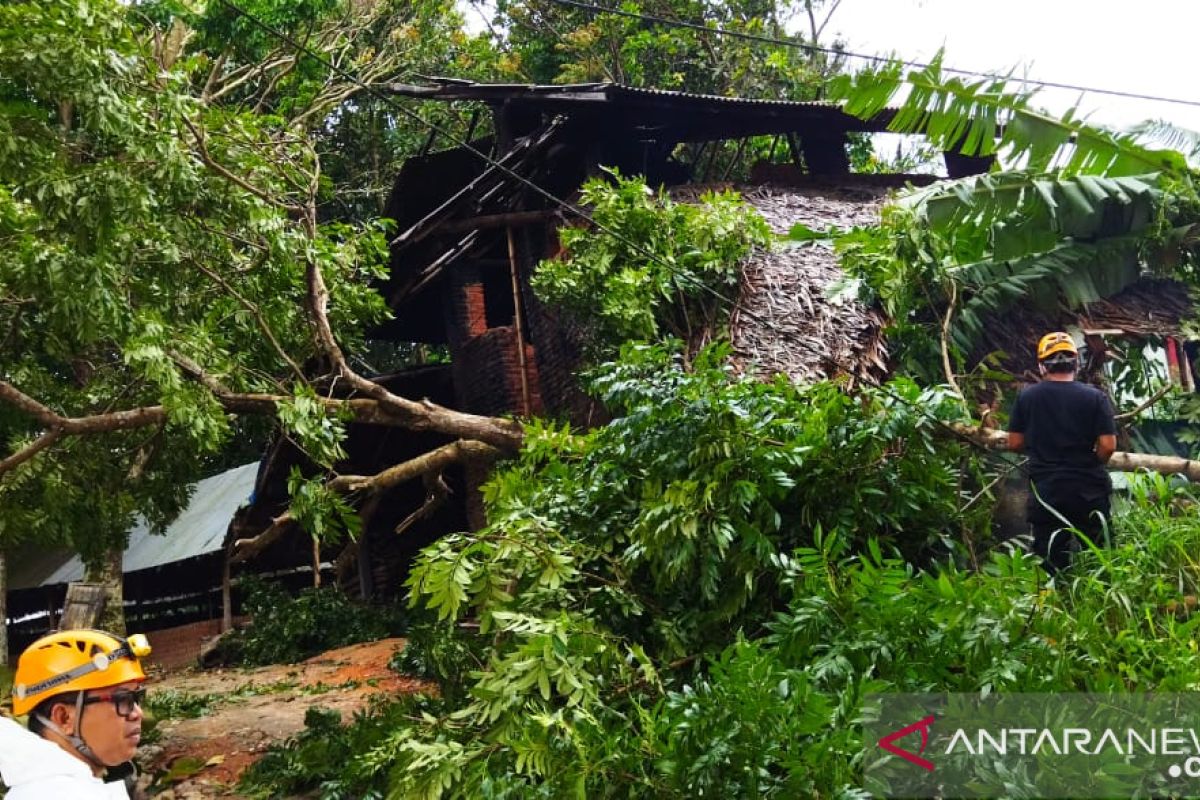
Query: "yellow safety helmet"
12 630 150 716
1036 331 1078 361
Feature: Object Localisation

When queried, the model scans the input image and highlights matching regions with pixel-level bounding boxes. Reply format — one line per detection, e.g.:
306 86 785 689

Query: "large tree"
487 0 845 96
0 0 512 638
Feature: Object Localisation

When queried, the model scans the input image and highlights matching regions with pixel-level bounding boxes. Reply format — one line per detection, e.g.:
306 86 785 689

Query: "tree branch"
0 375 522 448
188 260 307 381
229 439 499 564
201 50 230 102
181 115 304 213
1115 382 1173 422
304 255 524 451
208 55 296 103
940 281 966 409
0 430 63 474
394 472 451 536
229 510 297 565
950 422 1200 481
330 439 500 494
0 381 169 437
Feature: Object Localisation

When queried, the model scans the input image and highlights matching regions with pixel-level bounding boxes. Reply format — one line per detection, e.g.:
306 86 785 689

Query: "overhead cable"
549 0 1200 110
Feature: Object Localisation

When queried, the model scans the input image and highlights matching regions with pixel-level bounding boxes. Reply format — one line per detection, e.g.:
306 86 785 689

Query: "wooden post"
312 536 321 588
356 531 374 602
0 548 8 666
60 583 108 630
507 227 532 417
221 553 233 633
46 588 58 630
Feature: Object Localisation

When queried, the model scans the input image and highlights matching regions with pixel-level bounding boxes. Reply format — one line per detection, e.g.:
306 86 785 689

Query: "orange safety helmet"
11 629 150 716
1036 331 1078 361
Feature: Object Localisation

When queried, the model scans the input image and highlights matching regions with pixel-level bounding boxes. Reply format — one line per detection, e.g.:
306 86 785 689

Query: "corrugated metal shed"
8 462 258 591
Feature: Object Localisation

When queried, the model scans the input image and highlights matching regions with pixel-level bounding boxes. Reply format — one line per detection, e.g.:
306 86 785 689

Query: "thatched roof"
975 277 1194 380
711 180 1193 388
718 181 899 387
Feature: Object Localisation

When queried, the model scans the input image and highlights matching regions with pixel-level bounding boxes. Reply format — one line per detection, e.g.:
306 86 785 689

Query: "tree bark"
85 547 126 636
0 548 8 666
952 424 1200 481
228 439 500 565
0 378 524 482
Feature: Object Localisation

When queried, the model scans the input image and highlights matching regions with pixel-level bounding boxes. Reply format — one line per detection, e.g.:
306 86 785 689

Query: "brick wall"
452 327 543 418
446 264 488 347
522 290 605 427
142 617 245 672
519 227 605 428
451 326 545 528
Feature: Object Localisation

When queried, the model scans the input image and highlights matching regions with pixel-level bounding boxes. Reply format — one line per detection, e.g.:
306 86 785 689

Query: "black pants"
1027 484 1111 575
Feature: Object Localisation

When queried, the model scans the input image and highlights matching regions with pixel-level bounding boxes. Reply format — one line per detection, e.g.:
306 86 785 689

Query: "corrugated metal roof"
606 83 843 109
9 462 258 591
391 79 885 121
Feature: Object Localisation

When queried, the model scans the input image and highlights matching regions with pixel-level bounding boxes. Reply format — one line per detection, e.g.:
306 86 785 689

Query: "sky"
459 0 1200 133
824 0 1200 132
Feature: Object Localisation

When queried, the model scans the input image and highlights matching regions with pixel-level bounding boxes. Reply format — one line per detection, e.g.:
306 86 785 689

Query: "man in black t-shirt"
1007 332 1117 574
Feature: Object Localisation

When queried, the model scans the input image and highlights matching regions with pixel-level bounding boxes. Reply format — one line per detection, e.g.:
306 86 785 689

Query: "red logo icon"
878 715 936 771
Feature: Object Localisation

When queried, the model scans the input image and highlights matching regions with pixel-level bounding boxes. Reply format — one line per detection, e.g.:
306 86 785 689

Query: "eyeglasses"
83 687 146 718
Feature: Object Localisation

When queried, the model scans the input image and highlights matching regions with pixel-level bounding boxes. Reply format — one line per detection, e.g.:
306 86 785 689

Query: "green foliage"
145 689 221 720
531 172 771 354
492 0 841 97
287 467 363 545
390 619 487 705
342 341 967 796
0 0 392 560
651 639 841 796
826 56 1200 376
276 387 350 468
832 55 1188 176
239 696 449 800
249 475 1200 798
219 577 406 666
135 0 504 221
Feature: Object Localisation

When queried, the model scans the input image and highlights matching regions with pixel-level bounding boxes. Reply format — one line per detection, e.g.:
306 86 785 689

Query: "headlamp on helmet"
11 630 150 717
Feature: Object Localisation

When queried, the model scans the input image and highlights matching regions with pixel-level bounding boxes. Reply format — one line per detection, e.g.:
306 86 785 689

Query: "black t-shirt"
1009 380 1115 492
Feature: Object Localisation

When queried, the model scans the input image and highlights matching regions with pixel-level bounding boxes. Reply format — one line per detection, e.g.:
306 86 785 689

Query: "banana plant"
820 55 1200 362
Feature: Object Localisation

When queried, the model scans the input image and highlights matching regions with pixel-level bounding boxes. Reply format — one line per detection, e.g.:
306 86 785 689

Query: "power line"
549 0 1200 110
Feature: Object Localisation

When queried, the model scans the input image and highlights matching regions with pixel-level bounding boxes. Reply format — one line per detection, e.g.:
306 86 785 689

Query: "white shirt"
0 717 130 799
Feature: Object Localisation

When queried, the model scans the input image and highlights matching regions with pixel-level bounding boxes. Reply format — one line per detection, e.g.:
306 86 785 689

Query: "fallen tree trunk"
228 439 500 565
952 424 1200 481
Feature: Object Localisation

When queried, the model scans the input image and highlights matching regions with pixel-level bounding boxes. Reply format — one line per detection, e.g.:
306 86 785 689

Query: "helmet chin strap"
36 693 105 771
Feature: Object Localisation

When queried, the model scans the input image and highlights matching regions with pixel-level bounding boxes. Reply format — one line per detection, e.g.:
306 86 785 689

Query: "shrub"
220 577 407 666
145 689 220 720
238 697 447 800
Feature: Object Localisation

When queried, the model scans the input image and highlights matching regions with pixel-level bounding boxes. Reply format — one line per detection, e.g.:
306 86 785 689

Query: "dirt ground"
140 638 429 799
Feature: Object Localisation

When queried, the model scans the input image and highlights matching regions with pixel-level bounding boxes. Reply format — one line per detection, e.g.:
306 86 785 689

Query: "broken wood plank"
438 209 557 235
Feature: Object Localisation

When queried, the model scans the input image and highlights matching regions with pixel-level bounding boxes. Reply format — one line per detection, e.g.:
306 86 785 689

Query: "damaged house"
221 80 993 596
7 82 1192 661
226 80 1193 600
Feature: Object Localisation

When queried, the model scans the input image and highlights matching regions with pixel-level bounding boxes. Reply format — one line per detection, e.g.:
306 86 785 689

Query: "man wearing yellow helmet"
1008 332 1117 574
1 629 151 799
